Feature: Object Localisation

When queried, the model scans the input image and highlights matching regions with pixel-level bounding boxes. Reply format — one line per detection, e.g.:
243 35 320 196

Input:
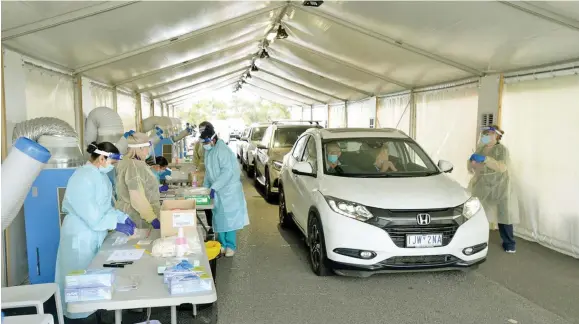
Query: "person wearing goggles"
55 141 135 319
200 122 249 257
115 132 162 230
468 125 518 253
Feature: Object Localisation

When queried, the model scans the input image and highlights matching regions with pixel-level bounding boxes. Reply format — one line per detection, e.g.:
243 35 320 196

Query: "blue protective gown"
204 139 249 233
55 163 128 319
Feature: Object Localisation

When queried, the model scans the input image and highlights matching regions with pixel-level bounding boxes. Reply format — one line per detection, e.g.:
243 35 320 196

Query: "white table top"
3 315 54 324
1 283 58 307
67 228 216 314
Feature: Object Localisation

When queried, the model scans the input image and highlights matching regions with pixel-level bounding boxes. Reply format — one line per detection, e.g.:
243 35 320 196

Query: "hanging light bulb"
260 49 270 59
303 1 324 7
276 25 288 39
251 64 259 72
246 72 252 79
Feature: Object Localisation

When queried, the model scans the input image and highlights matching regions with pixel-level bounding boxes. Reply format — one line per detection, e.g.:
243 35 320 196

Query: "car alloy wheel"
308 215 332 276
309 220 322 272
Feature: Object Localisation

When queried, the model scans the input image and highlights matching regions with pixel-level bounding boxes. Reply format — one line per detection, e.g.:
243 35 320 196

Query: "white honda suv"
278 128 489 276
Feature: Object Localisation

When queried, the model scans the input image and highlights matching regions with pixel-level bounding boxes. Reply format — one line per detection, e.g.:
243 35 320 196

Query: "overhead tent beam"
293 4 483 77
246 82 310 106
498 1 579 32
259 69 346 101
1 1 140 41
153 68 246 99
115 37 263 86
281 38 412 89
269 57 373 96
138 55 252 93
74 3 286 73
169 81 239 106
164 75 242 103
252 76 326 104
236 4 291 88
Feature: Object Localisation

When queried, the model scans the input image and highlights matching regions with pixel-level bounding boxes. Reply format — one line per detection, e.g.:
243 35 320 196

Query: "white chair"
1 283 64 324
3 314 54 324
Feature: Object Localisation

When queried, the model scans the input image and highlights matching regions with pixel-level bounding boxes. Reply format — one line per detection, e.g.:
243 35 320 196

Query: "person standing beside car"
468 125 518 253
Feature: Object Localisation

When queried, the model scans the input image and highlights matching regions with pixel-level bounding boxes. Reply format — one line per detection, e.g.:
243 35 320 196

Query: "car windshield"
251 127 266 141
273 127 311 148
322 137 440 178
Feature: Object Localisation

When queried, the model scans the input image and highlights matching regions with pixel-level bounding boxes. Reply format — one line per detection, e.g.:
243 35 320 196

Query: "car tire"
253 167 260 188
278 186 292 229
264 168 275 203
308 214 332 276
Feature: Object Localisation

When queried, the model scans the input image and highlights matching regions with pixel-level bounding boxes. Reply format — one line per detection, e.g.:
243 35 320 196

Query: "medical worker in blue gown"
200 122 249 257
55 141 136 319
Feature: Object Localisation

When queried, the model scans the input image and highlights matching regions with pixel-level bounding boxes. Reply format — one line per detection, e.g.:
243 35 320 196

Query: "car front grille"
381 254 458 267
364 206 463 248
385 224 458 248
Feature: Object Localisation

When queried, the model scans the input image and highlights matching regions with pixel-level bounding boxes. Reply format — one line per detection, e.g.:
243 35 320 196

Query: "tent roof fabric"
2 1 579 105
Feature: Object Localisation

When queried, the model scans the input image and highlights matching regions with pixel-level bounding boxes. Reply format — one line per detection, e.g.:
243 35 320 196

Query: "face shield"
93 148 123 161
479 126 503 145
128 141 152 160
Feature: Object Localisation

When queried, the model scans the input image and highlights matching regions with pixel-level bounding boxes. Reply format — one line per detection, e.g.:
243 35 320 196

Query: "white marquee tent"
1 1 578 285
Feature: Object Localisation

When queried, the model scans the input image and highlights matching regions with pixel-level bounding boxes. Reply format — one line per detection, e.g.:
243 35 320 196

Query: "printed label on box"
172 213 195 227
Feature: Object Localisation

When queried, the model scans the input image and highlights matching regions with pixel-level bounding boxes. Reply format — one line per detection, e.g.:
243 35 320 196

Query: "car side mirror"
257 144 268 150
438 160 454 173
292 161 316 177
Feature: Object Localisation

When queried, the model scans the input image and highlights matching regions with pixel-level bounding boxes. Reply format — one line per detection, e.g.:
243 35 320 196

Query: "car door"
256 126 273 179
293 135 319 227
285 135 309 216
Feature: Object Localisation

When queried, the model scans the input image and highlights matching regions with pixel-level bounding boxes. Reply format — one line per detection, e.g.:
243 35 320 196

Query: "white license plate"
406 234 443 248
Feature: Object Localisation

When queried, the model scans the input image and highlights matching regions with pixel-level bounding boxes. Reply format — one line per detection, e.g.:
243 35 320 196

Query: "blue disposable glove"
123 130 135 139
115 223 135 236
159 184 169 192
124 217 136 228
210 188 215 199
151 218 160 229
470 153 486 163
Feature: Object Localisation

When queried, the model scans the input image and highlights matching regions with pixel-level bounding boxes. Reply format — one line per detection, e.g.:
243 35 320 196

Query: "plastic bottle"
175 227 186 258
192 172 198 188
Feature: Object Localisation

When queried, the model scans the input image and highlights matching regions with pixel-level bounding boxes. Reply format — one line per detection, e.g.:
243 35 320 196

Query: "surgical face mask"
203 144 213 151
481 135 492 145
99 163 114 174
327 154 338 164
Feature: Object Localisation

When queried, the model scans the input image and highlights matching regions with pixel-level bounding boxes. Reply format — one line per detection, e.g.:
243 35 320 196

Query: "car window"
292 135 308 160
242 128 250 138
251 127 266 141
272 127 311 148
302 136 318 173
261 126 274 147
322 138 438 178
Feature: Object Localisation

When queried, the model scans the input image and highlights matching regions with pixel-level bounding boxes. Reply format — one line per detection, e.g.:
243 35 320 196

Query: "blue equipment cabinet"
24 168 75 284
154 138 174 161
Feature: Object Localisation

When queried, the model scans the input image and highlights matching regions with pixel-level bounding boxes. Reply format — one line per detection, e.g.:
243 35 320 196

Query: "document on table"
107 249 145 262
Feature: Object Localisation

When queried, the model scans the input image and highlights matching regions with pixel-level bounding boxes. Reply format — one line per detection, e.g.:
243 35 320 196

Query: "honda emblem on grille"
416 213 431 225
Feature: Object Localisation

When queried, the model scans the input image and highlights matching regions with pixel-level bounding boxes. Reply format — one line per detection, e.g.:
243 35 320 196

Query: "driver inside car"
374 144 398 172
325 143 343 173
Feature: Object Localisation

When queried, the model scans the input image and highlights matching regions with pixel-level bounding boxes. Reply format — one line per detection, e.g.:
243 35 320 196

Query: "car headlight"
462 197 481 219
272 160 283 171
325 196 373 222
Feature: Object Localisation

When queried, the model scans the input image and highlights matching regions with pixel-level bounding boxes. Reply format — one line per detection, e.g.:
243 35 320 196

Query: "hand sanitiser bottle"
175 227 187 258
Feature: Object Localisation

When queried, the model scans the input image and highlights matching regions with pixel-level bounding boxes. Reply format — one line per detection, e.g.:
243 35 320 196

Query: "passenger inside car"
325 143 343 173
374 145 398 172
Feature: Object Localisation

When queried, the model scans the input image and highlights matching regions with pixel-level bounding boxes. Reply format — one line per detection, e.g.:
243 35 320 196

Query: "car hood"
270 147 291 162
318 174 470 210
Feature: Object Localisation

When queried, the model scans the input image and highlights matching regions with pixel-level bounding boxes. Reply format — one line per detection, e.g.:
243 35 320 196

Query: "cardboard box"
160 200 197 238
